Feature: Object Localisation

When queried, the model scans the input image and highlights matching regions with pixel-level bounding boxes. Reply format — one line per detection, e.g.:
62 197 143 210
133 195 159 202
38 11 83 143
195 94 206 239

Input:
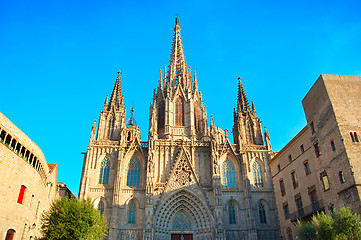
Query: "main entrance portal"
171 234 193 240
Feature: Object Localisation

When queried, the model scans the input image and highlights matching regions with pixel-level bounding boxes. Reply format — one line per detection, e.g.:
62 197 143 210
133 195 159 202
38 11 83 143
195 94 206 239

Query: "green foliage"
296 221 317 240
40 197 107 240
297 207 361 240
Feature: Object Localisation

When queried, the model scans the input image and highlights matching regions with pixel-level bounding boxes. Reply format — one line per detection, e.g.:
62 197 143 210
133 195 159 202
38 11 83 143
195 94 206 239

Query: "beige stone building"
269 74 361 240
79 18 280 240
0 112 59 240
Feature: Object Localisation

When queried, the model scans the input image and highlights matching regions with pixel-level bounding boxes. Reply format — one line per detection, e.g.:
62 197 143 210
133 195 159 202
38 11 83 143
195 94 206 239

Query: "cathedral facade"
79 18 280 240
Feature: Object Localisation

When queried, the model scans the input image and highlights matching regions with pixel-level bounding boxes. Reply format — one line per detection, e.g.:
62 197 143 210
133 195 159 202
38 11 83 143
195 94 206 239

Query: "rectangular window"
17 185 26 204
300 144 304 153
350 132 355 142
304 161 311 175
288 155 292 162
321 173 330 191
310 122 315 134
280 179 286 196
277 164 281 172
309 190 319 211
330 140 336 152
314 142 320 157
295 196 304 217
283 203 290 219
291 171 298 189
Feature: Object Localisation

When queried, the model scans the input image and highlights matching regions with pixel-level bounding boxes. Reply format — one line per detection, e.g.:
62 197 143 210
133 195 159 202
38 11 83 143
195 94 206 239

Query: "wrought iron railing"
290 199 324 222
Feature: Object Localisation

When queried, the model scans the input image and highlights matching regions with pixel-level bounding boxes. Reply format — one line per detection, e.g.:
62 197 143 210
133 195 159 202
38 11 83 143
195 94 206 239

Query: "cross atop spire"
108 70 124 110
237 77 250 113
166 17 188 88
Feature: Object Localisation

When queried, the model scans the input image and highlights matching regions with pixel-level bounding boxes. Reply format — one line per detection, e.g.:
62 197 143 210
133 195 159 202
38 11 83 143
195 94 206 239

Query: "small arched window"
99 157 110 185
229 202 236 224
194 102 201 132
158 100 165 130
175 97 184 126
127 156 141 187
253 161 263 188
5 229 15 240
222 159 236 187
98 200 105 215
128 201 136 224
259 203 267 224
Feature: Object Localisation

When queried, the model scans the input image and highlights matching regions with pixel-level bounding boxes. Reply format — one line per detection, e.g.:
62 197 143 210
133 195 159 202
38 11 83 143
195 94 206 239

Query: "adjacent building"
269 74 361 240
0 112 59 240
79 18 280 240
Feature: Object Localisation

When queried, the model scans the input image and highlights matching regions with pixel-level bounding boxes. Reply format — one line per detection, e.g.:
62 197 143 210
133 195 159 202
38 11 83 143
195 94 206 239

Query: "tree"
40 197 107 240
296 207 361 240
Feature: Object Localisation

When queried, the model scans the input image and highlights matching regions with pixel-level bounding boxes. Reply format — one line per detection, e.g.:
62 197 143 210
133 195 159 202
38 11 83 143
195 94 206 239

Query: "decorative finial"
175 14 179 25
117 70 122 78
131 105 134 117
238 76 241 81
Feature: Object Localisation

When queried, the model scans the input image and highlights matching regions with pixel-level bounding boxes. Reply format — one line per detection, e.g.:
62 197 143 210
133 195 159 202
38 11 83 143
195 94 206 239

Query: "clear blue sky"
1 0 361 196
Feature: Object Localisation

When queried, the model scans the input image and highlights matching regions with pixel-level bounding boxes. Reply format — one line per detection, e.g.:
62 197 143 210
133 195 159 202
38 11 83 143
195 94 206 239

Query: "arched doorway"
154 190 214 239
5 229 16 240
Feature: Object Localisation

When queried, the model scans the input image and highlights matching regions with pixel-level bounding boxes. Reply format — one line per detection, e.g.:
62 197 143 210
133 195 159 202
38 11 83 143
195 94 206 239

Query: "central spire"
108 71 124 110
166 17 188 89
237 77 250 113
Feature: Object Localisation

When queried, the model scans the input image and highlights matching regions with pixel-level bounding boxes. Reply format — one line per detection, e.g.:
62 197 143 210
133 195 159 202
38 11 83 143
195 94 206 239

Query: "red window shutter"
17 185 26 204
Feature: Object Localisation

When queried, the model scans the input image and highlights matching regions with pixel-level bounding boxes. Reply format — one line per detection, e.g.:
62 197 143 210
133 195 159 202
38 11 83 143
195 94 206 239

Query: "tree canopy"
297 207 361 240
40 197 107 240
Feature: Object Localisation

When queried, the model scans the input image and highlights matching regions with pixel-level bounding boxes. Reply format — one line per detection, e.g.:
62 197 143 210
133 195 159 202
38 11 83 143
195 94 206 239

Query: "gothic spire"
193 71 198 93
109 71 124 110
167 17 188 88
237 77 250 113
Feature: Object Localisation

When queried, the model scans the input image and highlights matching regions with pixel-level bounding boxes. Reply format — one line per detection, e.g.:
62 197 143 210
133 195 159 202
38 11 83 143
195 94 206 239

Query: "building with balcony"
269 74 361 240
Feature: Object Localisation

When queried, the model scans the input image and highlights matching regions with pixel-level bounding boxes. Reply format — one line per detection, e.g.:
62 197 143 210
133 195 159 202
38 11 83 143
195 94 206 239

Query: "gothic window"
247 121 254 143
175 97 184 126
229 202 236 224
98 200 105 215
158 100 165 129
194 102 200 132
259 203 267 224
127 156 141 187
222 159 236 188
128 201 136 224
253 161 263 188
99 157 110 185
173 212 192 230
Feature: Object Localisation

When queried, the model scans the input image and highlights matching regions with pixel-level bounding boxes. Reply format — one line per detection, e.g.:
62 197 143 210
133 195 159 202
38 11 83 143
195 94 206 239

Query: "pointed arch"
175 97 184 126
99 157 110 184
194 101 201 132
228 200 237 224
157 99 165 130
98 200 105 215
222 158 237 187
128 201 136 224
5 229 16 240
256 199 269 224
253 160 263 188
127 156 141 187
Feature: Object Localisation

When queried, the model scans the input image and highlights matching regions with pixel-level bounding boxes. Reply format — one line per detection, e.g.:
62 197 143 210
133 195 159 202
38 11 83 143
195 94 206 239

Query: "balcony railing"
290 199 325 222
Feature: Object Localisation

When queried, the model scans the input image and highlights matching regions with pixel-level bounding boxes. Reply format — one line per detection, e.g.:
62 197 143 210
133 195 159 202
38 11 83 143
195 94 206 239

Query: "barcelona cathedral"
79 18 280 240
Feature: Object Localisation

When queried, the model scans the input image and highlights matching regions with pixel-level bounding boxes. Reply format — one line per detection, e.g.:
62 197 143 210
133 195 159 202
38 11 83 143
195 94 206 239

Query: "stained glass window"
222 159 236 187
128 202 136 224
127 156 141 186
173 212 191 230
229 202 236 224
253 161 263 188
99 157 110 184
175 97 184 126
259 203 267 224
98 200 104 215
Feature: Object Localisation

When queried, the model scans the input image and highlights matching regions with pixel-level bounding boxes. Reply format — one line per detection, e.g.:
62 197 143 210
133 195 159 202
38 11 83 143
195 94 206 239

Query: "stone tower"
79 18 280 240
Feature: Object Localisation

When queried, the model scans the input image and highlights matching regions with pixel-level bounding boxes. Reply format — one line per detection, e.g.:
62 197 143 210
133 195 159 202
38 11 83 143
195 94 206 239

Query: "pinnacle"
237 77 250 113
108 71 123 110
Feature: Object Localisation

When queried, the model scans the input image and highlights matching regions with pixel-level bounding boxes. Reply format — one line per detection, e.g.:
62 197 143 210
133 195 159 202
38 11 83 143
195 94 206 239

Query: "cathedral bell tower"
96 71 126 141
149 17 208 141
232 77 269 149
